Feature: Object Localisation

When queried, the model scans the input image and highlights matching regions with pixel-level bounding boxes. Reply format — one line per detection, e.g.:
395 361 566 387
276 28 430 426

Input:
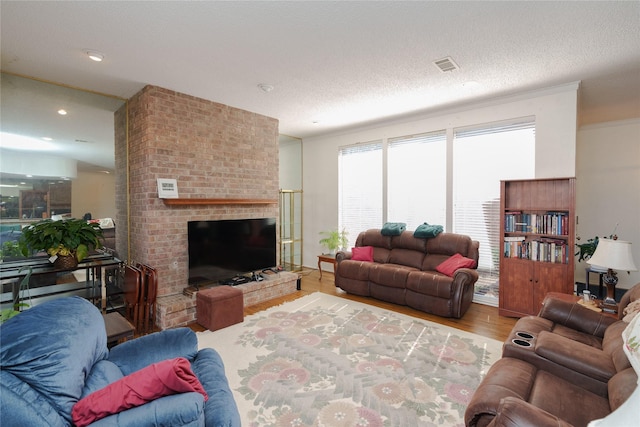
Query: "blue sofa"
0 297 240 427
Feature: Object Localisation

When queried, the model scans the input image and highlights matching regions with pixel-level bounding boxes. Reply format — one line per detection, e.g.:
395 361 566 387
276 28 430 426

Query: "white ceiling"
1 1 639 168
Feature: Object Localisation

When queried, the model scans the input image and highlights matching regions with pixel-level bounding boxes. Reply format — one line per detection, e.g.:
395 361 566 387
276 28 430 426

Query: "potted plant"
19 219 104 269
319 229 349 255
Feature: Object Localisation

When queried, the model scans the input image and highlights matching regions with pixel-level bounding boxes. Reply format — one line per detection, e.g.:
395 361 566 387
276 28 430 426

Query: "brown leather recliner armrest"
487 397 574 427
539 295 617 338
335 251 351 263
535 331 617 382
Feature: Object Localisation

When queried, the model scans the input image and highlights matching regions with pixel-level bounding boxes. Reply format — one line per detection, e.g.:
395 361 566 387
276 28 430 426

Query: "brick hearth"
156 272 299 330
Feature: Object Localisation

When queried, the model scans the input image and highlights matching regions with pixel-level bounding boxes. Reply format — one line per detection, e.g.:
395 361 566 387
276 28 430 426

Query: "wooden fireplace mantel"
162 198 278 206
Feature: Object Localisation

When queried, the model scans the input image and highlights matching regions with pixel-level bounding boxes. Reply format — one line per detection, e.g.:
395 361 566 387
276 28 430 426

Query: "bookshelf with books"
499 178 576 317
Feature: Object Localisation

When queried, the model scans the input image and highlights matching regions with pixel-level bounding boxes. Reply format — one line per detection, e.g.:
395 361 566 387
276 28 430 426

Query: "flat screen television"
188 218 277 285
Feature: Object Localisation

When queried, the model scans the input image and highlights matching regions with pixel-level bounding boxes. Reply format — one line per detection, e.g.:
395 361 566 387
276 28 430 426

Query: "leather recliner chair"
465 283 640 427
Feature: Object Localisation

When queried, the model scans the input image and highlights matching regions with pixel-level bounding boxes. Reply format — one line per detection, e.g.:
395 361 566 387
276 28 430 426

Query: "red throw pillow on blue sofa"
352 246 374 262
72 357 208 427
436 253 476 277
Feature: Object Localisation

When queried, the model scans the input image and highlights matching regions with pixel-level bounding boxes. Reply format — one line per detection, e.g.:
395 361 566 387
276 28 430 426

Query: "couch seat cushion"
337 259 374 281
406 270 454 299
368 263 415 289
529 370 610 426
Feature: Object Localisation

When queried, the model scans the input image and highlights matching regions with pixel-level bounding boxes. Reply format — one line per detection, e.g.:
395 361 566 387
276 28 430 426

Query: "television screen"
188 218 276 285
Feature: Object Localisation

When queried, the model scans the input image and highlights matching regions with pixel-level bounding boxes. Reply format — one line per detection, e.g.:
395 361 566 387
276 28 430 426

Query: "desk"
103 312 135 346
317 254 337 280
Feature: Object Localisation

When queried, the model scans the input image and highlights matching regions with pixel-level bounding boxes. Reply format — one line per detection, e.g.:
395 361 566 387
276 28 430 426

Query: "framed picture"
157 178 179 198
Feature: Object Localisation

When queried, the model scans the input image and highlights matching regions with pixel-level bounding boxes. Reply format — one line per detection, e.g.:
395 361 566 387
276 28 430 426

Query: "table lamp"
587 237 638 313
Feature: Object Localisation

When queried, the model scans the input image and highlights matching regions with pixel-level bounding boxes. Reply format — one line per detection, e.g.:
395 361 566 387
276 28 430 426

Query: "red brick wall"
124 85 279 297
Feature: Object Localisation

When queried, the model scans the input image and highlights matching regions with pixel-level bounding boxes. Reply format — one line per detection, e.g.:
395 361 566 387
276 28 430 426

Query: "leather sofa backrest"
422 233 478 271
388 231 427 269
356 229 391 263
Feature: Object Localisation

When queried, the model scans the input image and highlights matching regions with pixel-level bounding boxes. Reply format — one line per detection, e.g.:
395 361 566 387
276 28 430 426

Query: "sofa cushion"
369 263 415 289
351 246 374 262
82 360 125 398
0 297 108 424
336 260 373 281
72 357 208 427
406 271 455 299
436 253 476 276
389 248 425 269
357 229 392 263
529 370 611 427
391 231 428 252
426 233 472 256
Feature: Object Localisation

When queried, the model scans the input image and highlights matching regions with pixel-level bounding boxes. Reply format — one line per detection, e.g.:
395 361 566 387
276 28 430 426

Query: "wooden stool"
196 285 244 331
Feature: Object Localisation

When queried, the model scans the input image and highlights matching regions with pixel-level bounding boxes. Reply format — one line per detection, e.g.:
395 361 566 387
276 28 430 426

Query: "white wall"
575 119 640 290
302 84 579 269
71 171 116 220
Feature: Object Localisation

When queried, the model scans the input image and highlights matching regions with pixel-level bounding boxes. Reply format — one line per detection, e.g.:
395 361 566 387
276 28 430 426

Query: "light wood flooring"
190 268 517 342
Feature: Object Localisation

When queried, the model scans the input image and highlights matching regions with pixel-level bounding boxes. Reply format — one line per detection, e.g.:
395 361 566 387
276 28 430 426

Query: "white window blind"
388 131 446 230
453 119 535 275
339 141 383 248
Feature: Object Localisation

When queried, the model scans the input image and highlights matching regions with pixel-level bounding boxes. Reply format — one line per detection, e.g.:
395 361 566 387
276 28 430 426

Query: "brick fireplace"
115 85 281 329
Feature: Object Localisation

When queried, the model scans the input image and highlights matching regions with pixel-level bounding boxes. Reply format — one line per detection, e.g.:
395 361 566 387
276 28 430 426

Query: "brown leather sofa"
335 229 480 318
465 283 640 427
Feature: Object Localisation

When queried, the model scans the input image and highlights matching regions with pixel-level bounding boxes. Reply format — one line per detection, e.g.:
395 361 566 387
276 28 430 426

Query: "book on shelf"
504 211 569 236
503 237 568 264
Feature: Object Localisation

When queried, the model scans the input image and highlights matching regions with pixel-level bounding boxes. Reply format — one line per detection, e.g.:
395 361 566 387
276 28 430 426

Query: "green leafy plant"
0 266 32 323
319 229 349 254
0 240 23 260
19 218 103 262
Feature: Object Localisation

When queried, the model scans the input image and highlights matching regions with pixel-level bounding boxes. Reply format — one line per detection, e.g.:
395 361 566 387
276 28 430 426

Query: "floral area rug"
197 293 502 427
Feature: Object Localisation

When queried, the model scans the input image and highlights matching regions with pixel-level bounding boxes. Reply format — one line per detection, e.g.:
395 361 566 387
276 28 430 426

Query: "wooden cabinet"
499 178 575 317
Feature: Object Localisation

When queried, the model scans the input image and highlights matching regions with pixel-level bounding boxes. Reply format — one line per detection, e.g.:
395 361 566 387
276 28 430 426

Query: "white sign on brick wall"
157 178 179 198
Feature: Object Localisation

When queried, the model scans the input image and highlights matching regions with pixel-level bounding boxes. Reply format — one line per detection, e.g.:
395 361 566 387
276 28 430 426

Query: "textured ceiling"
1 1 639 158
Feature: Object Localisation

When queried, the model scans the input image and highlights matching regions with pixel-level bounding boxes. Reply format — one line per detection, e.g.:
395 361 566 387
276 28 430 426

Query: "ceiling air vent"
433 56 459 73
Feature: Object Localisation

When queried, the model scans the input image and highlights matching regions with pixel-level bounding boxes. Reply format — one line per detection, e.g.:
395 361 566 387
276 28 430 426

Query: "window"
336 118 535 305
453 119 535 301
388 131 446 230
338 141 383 248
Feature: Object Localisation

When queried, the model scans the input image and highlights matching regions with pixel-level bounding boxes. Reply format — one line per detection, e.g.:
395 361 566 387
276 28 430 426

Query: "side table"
544 292 618 319
103 312 135 347
317 254 337 280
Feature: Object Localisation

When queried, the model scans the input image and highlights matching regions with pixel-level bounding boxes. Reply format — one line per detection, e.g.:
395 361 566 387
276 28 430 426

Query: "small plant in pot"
319 229 349 255
19 219 104 269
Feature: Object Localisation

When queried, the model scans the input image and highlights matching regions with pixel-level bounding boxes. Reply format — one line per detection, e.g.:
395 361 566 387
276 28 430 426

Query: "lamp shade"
588 239 638 272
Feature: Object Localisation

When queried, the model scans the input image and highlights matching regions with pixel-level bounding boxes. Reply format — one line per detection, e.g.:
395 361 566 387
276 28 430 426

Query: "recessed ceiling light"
85 50 104 62
58 109 67 115
42 137 53 141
